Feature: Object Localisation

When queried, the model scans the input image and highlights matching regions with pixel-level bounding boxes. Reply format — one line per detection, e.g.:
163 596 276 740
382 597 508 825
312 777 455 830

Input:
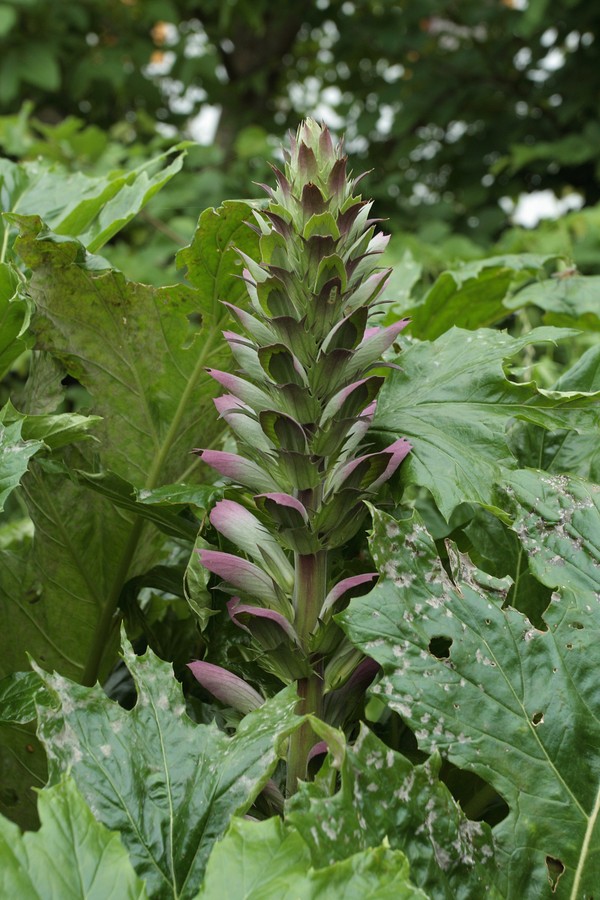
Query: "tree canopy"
1 0 598 244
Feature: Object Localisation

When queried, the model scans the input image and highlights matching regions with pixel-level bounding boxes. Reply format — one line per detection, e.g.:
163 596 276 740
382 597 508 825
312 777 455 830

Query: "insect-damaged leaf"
373 326 600 518
340 506 600 898
34 635 303 899
286 725 498 899
0 776 147 899
500 468 600 595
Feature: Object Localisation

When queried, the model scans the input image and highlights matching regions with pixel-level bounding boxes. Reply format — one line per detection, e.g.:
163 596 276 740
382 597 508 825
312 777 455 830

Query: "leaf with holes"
286 725 499 899
340 506 600 898
500 468 600 595
34 635 303 900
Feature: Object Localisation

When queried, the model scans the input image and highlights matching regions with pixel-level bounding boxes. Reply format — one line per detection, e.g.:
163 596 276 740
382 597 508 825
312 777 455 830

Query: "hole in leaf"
545 855 564 892
565 643 573 650
532 711 544 726
571 621 584 630
428 635 452 659
441 763 509 827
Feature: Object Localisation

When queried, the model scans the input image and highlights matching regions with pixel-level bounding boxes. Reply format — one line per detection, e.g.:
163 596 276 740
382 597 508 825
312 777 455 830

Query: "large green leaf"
505 274 600 331
5 204 257 686
0 145 187 259
35 636 302 899
0 776 147 899
15 216 222 484
341 506 600 898
373 326 600 518
15 458 151 682
176 199 257 318
287 726 498 899
198 816 427 899
403 255 553 339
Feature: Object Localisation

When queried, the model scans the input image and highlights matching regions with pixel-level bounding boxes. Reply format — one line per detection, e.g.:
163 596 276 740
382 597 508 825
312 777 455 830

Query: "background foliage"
1 0 600 268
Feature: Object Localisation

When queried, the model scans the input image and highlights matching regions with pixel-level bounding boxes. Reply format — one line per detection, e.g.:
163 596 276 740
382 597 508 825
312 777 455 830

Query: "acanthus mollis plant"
189 119 411 794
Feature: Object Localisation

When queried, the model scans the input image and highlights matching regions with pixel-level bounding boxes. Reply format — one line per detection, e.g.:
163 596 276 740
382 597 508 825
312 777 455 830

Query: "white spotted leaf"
340 506 600 898
34 635 303 900
500 468 600 594
286 725 499 899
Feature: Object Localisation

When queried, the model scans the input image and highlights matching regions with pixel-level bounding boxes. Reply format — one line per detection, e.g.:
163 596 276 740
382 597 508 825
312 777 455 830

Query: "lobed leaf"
500 468 600 595
403 255 554 339
0 418 43 511
0 776 147 899
508 344 600 479
0 146 187 259
505 274 600 331
3 202 254 688
34 635 303 899
373 326 600 518
340 506 600 897
176 200 259 321
198 816 427 899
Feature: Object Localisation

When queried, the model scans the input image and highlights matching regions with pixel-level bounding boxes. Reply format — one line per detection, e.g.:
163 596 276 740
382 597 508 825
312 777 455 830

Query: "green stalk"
286 536 328 796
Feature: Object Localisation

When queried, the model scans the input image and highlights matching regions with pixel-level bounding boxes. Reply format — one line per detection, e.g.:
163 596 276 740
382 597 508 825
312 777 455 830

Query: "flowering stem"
286 533 328 796
189 120 413 796
286 663 324 797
